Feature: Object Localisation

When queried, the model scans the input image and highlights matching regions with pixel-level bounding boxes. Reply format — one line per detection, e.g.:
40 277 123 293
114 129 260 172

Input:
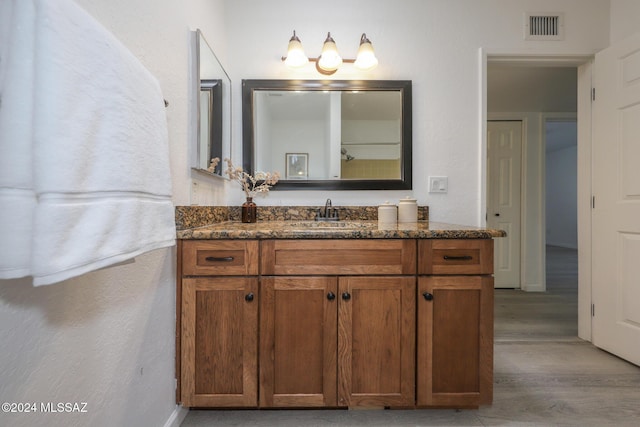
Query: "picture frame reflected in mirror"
285 153 308 179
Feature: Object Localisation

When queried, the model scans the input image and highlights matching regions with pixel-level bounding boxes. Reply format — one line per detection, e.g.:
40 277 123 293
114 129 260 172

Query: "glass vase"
241 197 257 223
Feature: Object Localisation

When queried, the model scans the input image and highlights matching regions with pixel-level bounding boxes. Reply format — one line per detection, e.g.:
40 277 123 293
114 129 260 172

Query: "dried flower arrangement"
209 157 280 198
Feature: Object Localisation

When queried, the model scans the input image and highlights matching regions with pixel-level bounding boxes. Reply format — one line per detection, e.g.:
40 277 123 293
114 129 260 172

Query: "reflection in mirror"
192 30 231 176
200 79 222 165
243 80 412 190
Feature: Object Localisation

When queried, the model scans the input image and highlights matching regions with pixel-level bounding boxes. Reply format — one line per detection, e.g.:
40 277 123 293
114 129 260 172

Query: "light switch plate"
428 176 448 193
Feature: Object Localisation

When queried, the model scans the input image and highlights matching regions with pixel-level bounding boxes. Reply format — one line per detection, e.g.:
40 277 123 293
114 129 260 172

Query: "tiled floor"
181 246 640 426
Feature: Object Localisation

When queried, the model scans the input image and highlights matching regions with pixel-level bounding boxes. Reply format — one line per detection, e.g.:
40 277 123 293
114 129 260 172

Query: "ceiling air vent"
524 12 564 41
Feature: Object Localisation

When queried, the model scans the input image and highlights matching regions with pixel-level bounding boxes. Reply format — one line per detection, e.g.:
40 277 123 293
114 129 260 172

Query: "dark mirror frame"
200 79 223 166
242 79 412 190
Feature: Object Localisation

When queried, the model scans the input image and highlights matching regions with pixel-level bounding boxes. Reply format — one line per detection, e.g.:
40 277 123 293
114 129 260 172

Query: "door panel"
487 121 522 288
417 276 494 407
592 32 640 366
260 277 338 407
337 276 415 407
181 277 258 407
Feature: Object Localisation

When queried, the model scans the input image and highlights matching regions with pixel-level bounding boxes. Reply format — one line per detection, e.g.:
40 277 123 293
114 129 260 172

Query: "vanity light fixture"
282 30 378 75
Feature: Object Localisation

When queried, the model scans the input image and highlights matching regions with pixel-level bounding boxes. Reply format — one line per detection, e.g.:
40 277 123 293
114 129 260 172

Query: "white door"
487 121 522 288
592 32 640 366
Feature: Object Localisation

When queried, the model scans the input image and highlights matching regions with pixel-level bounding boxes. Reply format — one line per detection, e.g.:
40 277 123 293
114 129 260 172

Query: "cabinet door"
338 276 415 407
260 277 338 407
181 277 258 407
417 276 493 407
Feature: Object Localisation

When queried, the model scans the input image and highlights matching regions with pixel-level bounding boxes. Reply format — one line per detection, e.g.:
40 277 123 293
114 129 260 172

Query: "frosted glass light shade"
317 33 342 72
284 31 308 68
354 34 378 71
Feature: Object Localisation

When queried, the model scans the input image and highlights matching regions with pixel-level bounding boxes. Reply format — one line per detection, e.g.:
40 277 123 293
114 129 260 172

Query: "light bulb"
354 33 378 71
317 32 342 73
284 31 308 68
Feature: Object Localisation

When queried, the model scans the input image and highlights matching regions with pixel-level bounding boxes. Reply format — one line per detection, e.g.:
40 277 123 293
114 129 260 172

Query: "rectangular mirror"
242 80 412 190
192 29 231 176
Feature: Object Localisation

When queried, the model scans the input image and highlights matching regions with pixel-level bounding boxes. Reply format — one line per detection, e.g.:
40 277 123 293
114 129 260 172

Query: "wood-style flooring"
181 246 640 426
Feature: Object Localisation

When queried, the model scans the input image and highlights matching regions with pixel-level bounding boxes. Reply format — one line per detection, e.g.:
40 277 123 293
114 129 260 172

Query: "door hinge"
592 196 595 209
592 303 595 317
592 87 596 101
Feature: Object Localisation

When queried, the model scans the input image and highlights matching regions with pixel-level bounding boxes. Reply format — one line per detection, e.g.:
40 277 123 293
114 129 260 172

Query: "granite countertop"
177 220 506 240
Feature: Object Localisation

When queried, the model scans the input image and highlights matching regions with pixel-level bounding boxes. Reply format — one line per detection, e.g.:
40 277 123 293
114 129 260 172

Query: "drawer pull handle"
205 256 235 262
342 292 351 301
327 292 336 301
443 255 473 261
245 293 254 302
423 292 434 301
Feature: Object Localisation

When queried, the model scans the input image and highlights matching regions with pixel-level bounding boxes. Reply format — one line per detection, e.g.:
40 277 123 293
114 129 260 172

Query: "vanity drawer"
419 239 493 275
261 239 416 275
182 240 259 276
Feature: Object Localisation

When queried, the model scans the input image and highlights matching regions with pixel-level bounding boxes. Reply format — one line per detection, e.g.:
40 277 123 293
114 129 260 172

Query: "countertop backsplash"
175 205 429 230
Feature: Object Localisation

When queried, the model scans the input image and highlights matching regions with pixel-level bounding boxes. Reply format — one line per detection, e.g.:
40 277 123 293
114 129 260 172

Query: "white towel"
0 0 37 279
0 0 176 286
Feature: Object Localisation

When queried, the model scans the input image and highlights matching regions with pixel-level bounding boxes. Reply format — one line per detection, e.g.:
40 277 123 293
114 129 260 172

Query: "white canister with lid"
398 196 418 223
378 201 397 224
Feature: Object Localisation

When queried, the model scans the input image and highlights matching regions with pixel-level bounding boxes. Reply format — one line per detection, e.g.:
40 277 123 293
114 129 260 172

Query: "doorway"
486 61 579 294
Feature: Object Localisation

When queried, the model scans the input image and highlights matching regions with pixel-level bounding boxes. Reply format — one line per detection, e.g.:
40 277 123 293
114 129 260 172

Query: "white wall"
225 0 609 224
610 0 640 43
0 1 226 426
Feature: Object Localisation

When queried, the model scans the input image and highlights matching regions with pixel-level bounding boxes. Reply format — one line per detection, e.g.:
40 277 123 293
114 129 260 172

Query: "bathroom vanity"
175 211 505 410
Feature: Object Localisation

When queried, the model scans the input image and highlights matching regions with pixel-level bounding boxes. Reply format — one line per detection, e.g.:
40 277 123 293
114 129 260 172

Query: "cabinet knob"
422 292 434 301
327 292 336 301
245 292 255 302
342 292 351 301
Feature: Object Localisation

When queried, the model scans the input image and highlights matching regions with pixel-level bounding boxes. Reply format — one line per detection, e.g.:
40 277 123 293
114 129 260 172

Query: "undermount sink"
287 221 375 230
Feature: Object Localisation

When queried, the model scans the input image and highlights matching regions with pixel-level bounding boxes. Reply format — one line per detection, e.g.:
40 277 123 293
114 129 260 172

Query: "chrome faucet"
316 198 339 221
324 198 332 217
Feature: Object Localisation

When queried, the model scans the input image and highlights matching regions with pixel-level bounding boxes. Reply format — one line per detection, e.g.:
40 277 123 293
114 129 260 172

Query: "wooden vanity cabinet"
416 239 494 407
179 240 259 407
178 237 495 409
260 240 416 408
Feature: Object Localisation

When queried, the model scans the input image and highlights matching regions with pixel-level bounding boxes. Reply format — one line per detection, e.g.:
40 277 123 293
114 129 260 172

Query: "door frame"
479 49 593 341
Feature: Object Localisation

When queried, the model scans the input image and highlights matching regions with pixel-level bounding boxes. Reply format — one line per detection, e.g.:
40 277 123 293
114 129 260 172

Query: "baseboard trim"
164 405 188 427
522 282 545 292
